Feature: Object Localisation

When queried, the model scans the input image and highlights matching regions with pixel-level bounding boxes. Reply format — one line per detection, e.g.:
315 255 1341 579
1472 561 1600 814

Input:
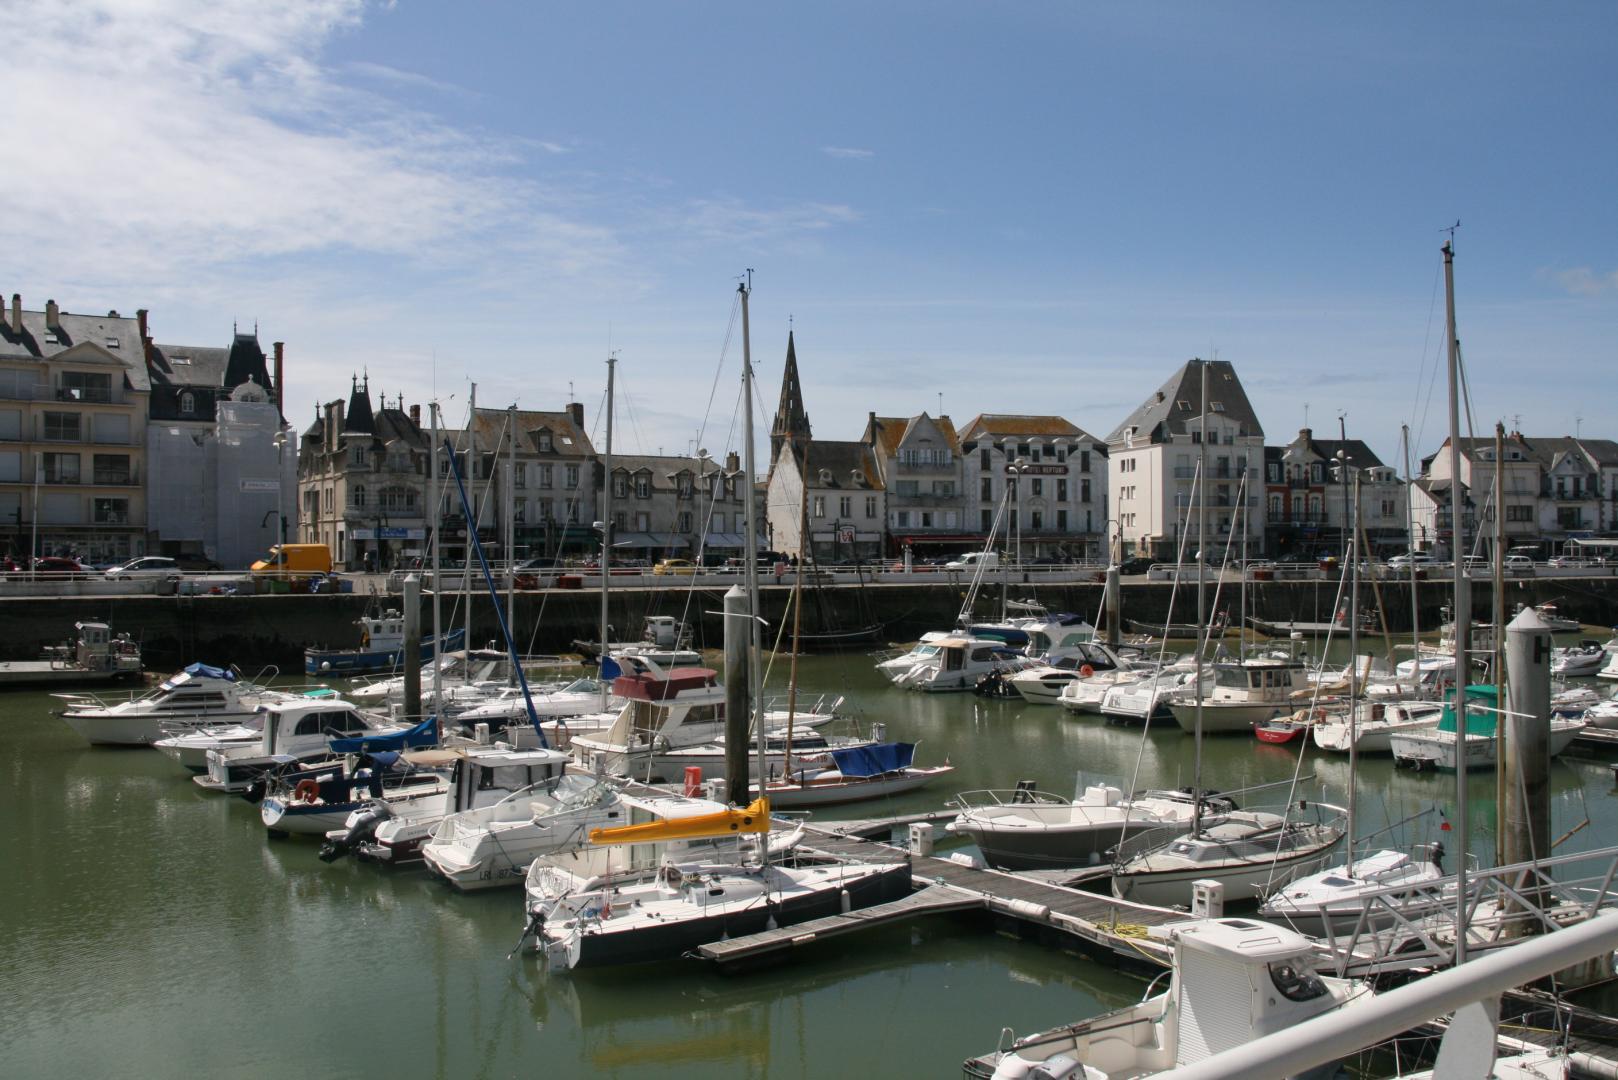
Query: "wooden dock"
696 883 985 965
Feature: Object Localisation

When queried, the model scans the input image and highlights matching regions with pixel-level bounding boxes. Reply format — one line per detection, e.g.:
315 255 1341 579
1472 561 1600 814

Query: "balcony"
894 460 956 474
93 470 136 486
57 387 114 404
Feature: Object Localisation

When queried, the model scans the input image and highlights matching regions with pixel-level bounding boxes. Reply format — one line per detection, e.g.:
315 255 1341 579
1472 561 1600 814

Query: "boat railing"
1308 842 1618 977
950 787 1072 811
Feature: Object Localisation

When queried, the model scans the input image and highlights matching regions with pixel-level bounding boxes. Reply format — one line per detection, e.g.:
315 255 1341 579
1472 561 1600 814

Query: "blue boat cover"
328 715 439 754
184 662 236 681
601 655 623 681
828 742 916 778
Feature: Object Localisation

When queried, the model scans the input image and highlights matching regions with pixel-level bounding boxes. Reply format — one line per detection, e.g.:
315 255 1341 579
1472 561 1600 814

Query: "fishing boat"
946 783 1226 871
753 741 953 808
56 662 289 746
964 918 1374 1079
1389 684 1586 772
304 609 467 676
419 773 626 890
0 621 143 687
1167 652 1312 734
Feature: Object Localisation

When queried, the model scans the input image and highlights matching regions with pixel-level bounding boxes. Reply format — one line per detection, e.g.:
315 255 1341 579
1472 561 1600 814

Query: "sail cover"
829 742 916 778
328 715 439 754
183 662 235 681
588 797 771 845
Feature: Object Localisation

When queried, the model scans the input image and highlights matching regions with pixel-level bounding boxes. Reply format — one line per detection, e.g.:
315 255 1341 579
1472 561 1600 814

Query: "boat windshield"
1213 667 1249 689
559 677 603 695
1268 959 1329 1002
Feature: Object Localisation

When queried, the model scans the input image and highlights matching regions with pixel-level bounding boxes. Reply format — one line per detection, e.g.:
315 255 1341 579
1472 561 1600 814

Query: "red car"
32 556 93 579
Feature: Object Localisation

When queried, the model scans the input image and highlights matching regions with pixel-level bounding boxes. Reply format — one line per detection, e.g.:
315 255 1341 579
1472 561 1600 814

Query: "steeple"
343 372 374 434
770 330 811 462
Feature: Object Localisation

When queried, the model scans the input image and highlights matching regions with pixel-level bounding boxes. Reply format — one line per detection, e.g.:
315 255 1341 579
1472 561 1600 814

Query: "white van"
945 551 1001 571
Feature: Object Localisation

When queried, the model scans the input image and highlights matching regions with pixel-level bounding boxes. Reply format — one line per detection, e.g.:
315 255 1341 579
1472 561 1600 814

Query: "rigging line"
673 377 749 638
1408 259 1445 445
689 292 743 468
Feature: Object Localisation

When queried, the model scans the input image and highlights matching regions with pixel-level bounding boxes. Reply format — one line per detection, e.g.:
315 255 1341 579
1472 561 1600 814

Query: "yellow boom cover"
588 798 771 845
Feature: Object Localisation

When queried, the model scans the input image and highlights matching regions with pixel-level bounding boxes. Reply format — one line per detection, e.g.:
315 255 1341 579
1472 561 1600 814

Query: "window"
381 487 415 512
514 500 526 523
1055 446 1067 463
92 497 129 524
839 496 852 517
634 511 650 531
43 452 79 482
677 511 692 532
896 480 919 496
1507 505 1533 522
350 445 368 467
634 474 651 499
61 371 112 403
895 511 910 527
612 473 628 499
981 509 993 530
612 511 627 531
1270 494 1283 517
933 481 954 496
865 496 877 518
514 464 526 488
179 391 195 414
1056 479 1068 502
981 477 993 500
43 412 81 441
812 496 825 518
564 464 579 489
1030 479 1044 497
920 511 933 527
537 464 552 488
1030 511 1043 530
1079 450 1089 473
1057 509 1068 530
1081 479 1091 502
677 473 693 498
980 448 991 471
536 430 553 452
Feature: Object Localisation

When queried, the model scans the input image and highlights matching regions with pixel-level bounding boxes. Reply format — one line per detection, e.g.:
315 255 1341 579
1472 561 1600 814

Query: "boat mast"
785 439 808 776
1493 419 1507 866
1192 359 1208 832
430 402 443 710
1443 239 1471 964
1346 468 1360 877
740 275 766 795
599 355 615 710
465 381 476 671
505 404 517 680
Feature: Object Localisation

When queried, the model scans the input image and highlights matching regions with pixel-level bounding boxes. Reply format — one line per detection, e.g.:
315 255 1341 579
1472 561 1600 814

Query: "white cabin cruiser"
1007 642 1141 705
420 772 625 890
890 635 1035 692
1100 666 1204 724
873 632 952 683
57 663 293 747
947 783 1225 870
1310 699 1446 754
154 688 350 770
324 742 571 863
1111 804 1348 908
966 918 1373 1080
752 741 954 808
1552 639 1612 678
1168 655 1312 734
194 698 401 793
1058 668 1153 715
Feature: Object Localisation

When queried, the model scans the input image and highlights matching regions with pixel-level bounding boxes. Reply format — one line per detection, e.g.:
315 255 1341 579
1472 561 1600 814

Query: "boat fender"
294 779 321 803
1079 665 1095 678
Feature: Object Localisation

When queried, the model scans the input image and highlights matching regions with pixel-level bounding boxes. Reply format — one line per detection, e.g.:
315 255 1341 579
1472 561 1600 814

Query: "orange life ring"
1079 664 1095 678
293 779 321 803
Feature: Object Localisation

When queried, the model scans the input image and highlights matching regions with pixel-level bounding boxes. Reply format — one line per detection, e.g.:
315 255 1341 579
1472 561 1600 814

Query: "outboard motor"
319 801 391 863
240 778 270 805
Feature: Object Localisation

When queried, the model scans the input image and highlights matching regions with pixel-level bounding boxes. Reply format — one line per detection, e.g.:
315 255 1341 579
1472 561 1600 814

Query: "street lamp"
1008 457 1032 569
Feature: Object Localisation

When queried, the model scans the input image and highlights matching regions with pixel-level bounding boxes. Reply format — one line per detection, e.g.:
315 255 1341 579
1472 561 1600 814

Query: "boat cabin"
406 745 570 814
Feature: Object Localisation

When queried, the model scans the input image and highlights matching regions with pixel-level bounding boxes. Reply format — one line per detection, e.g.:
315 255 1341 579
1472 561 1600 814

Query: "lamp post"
272 426 292 546
1008 457 1032 570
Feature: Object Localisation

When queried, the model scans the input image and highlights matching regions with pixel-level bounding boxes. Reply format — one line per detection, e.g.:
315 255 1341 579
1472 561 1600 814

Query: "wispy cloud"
1545 267 1618 297
344 59 477 99
822 146 875 159
671 198 860 246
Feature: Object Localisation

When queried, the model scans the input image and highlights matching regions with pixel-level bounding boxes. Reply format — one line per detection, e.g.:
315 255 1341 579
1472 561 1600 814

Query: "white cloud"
822 146 875 159
1548 267 1618 297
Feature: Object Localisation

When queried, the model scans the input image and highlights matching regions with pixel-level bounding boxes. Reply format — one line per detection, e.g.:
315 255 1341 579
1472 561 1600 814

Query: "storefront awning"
703 532 748 549
614 532 689 550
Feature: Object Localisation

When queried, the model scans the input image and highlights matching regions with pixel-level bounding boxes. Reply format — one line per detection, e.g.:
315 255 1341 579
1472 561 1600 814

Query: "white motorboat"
890 635 1036 692
947 783 1222 871
752 741 953 808
872 632 953 683
1007 642 1143 705
323 742 571 863
1168 654 1312 734
420 773 625 890
1310 699 1446 754
1257 844 1451 933
258 753 453 836
57 663 294 747
153 688 350 770
1389 684 1586 771
1099 666 1204 724
1057 668 1152 715
576 615 701 668
965 918 1374 1080
453 675 621 726
1110 805 1348 907
1527 602 1582 633
1018 613 1099 660
194 698 406 794
522 798 912 970
1552 638 1612 678
344 649 508 707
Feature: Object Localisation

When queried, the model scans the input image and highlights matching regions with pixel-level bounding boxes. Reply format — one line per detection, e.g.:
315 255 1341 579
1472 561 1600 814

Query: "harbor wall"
3 577 1616 671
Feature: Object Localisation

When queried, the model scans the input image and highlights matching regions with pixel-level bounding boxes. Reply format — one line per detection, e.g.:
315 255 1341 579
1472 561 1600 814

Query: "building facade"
0 296 150 563
600 450 747 563
1263 428 1406 559
1107 358 1266 561
957 415 1108 561
863 411 965 557
456 405 599 565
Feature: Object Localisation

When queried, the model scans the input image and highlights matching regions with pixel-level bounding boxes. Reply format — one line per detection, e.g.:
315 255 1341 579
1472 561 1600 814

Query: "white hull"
753 765 953 808
60 708 258 746
1390 721 1585 771
1169 701 1285 734
1113 842 1339 907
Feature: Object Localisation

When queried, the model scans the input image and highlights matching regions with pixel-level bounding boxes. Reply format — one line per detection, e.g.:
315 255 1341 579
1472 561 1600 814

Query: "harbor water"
5 638 1617 1078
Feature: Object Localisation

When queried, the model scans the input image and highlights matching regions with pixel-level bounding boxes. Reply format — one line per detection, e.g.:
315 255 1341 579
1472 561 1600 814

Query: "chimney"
1300 427 1312 440
273 342 285 422
409 404 421 425
136 308 149 345
10 294 19 333
567 401 584 428
45 299 59 329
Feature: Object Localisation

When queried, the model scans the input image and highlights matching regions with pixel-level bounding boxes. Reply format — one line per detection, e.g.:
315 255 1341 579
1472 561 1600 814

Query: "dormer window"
634 473 651 499
535 429 554 453
180 392 195 415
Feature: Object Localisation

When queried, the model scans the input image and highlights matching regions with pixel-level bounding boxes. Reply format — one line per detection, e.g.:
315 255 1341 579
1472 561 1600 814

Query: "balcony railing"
57 387 114 404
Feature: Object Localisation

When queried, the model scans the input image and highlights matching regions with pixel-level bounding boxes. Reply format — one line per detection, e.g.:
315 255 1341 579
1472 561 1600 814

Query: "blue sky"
6 1 1614 469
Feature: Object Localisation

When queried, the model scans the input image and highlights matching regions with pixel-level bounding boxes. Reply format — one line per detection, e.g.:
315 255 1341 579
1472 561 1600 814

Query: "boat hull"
952 816 1187 871
1169 701 1285 734
756 766 953 809
1112 842 1340 907
60 709 258 747
304 628 467 676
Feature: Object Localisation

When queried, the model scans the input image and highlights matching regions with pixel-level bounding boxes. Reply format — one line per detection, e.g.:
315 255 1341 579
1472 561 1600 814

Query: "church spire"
770 330 811 462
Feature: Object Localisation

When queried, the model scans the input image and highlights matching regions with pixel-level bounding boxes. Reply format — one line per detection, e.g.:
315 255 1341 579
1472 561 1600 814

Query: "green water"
4 643 1616 1078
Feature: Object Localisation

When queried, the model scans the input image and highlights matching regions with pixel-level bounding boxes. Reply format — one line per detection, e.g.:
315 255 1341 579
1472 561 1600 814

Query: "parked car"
1387 552 1437 571
652 558 698 576
1116 556 1153 575
944 551 1000 571
104 556 183 580
171 554 223 572
1504 555 1535 575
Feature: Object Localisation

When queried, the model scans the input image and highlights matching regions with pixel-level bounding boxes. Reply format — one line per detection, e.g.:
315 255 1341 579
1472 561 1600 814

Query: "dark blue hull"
305 628 467 676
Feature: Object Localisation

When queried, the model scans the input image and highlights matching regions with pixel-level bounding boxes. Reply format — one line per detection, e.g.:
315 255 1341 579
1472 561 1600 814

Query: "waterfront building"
1411 433 1618 558
1263 428 1406 560
764 332 884 563
0 296 150 563
597 449 747 564
454 405 599 565
863 410 965 558
1107 358 1266 561
957 415 1108 561
145 323 296 568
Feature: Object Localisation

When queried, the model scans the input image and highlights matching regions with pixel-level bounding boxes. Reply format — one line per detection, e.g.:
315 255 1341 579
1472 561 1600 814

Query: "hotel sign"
1005 464 1067 476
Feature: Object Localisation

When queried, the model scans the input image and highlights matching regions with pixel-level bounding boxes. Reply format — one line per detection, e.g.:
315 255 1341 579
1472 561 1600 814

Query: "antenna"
1576 414 1583 438
1304 401 1310 428
1440 219 1462 244
937 392 943 415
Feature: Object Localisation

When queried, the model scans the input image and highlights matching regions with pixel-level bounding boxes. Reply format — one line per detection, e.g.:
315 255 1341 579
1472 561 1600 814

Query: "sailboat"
520 279 912 970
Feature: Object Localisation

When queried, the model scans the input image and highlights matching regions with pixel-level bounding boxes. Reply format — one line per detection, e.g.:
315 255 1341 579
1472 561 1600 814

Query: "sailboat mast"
1346 470 1361 877
430 402 443 710
1192 359 1208 829
505 404 516 678
1402 424 1420 667
1443 240 1471 964
1493 420 1507 866
740 276 766 791
465 381 476 669
599 356 615 709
